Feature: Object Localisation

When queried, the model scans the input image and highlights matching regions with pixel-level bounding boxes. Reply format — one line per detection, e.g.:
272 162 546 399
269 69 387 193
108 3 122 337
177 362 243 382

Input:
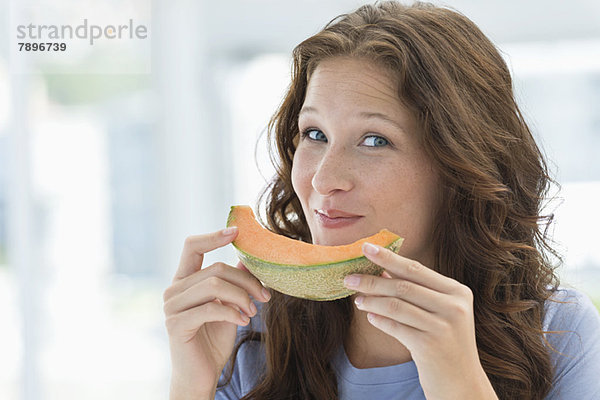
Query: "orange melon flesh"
226 205 404 301
227 205 400 266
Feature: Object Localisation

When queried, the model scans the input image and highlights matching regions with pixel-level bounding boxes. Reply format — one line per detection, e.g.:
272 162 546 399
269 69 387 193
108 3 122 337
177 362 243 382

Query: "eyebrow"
299 106 408 134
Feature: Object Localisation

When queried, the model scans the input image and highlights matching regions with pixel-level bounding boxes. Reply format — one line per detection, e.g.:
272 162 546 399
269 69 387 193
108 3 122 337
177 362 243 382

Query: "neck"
344 294 413 369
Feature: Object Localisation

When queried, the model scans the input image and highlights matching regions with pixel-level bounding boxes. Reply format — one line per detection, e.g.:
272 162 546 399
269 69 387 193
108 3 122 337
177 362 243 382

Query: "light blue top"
216 287 600 399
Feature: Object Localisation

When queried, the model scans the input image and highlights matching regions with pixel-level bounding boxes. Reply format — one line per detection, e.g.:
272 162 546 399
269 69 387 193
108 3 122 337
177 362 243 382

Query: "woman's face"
291 57 442 268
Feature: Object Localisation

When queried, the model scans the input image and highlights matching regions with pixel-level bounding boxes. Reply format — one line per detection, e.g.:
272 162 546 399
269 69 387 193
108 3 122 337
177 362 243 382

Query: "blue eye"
300 129 390 148
363 136 389 147
302 129 327 142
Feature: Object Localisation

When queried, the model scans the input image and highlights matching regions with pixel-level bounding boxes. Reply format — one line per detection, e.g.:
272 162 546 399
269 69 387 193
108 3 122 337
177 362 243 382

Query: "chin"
311 228 371 246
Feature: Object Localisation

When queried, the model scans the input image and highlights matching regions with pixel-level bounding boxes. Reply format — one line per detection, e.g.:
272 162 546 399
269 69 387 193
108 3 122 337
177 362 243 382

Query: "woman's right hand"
163 226 271 399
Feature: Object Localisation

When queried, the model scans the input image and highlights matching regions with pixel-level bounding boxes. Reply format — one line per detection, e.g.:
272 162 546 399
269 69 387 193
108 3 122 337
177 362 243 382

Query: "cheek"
291 151 313 197
381 163 441 236
407 175 441 239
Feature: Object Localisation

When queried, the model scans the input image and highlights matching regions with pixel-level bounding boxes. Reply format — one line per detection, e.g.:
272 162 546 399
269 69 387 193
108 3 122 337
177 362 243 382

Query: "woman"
163 2 600 399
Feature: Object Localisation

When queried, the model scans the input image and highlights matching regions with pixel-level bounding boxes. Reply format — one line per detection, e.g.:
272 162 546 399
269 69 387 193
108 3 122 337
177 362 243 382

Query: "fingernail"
222 226 237 236
363 242 379 256
381 271 393 279
249 301 257 316
344 275 360 288
240 311 250 322
354 296 364 306
262 287 271 301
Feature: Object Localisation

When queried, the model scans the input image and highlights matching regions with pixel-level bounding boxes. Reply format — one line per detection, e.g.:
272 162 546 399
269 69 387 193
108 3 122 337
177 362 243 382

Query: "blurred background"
1 0 599 398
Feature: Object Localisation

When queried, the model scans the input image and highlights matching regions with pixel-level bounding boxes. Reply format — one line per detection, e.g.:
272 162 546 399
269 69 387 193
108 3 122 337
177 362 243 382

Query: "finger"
174 227 238 281
364 312 421 347
164 275 259 318
165 301 250 341
167 262 271 304
214 297 243 315
344 274 445 313
355 295 436 332
362 242 457 294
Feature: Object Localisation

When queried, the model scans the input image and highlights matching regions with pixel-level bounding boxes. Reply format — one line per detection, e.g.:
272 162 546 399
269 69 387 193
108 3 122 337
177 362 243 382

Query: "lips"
314 209 363 229
315 209 362 218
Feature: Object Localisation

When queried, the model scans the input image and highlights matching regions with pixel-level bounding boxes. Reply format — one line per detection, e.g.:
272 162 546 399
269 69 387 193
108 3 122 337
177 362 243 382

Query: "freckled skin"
291 57 442 270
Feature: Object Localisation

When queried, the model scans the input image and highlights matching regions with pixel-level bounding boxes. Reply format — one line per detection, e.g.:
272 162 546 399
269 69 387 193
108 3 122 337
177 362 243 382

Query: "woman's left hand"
343 242 498 400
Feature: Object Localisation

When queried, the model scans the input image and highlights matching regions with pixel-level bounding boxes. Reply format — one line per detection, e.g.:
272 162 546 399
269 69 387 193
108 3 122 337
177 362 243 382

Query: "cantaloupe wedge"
227 205 404 301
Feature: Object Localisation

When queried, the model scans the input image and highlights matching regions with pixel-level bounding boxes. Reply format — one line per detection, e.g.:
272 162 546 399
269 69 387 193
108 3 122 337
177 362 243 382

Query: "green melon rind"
232 238 404 301
226 207 238 227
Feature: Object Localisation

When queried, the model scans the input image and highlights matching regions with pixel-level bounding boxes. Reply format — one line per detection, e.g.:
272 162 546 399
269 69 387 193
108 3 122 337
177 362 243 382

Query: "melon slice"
226 205 404 301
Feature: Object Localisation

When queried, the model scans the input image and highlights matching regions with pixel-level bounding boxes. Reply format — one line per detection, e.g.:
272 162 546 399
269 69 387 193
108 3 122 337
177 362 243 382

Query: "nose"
311 146 354 196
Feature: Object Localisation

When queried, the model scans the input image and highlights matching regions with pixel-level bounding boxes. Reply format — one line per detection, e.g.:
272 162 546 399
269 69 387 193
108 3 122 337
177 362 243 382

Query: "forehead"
301 57 418 134
304 57 402 110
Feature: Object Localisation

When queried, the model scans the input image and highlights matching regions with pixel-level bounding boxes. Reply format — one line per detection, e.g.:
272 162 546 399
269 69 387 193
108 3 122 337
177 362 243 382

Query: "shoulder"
543 286 599 335
543 287 600 399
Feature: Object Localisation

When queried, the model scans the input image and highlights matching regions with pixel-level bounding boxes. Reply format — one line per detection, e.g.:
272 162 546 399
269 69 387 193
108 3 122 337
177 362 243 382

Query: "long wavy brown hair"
219 1 562 399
